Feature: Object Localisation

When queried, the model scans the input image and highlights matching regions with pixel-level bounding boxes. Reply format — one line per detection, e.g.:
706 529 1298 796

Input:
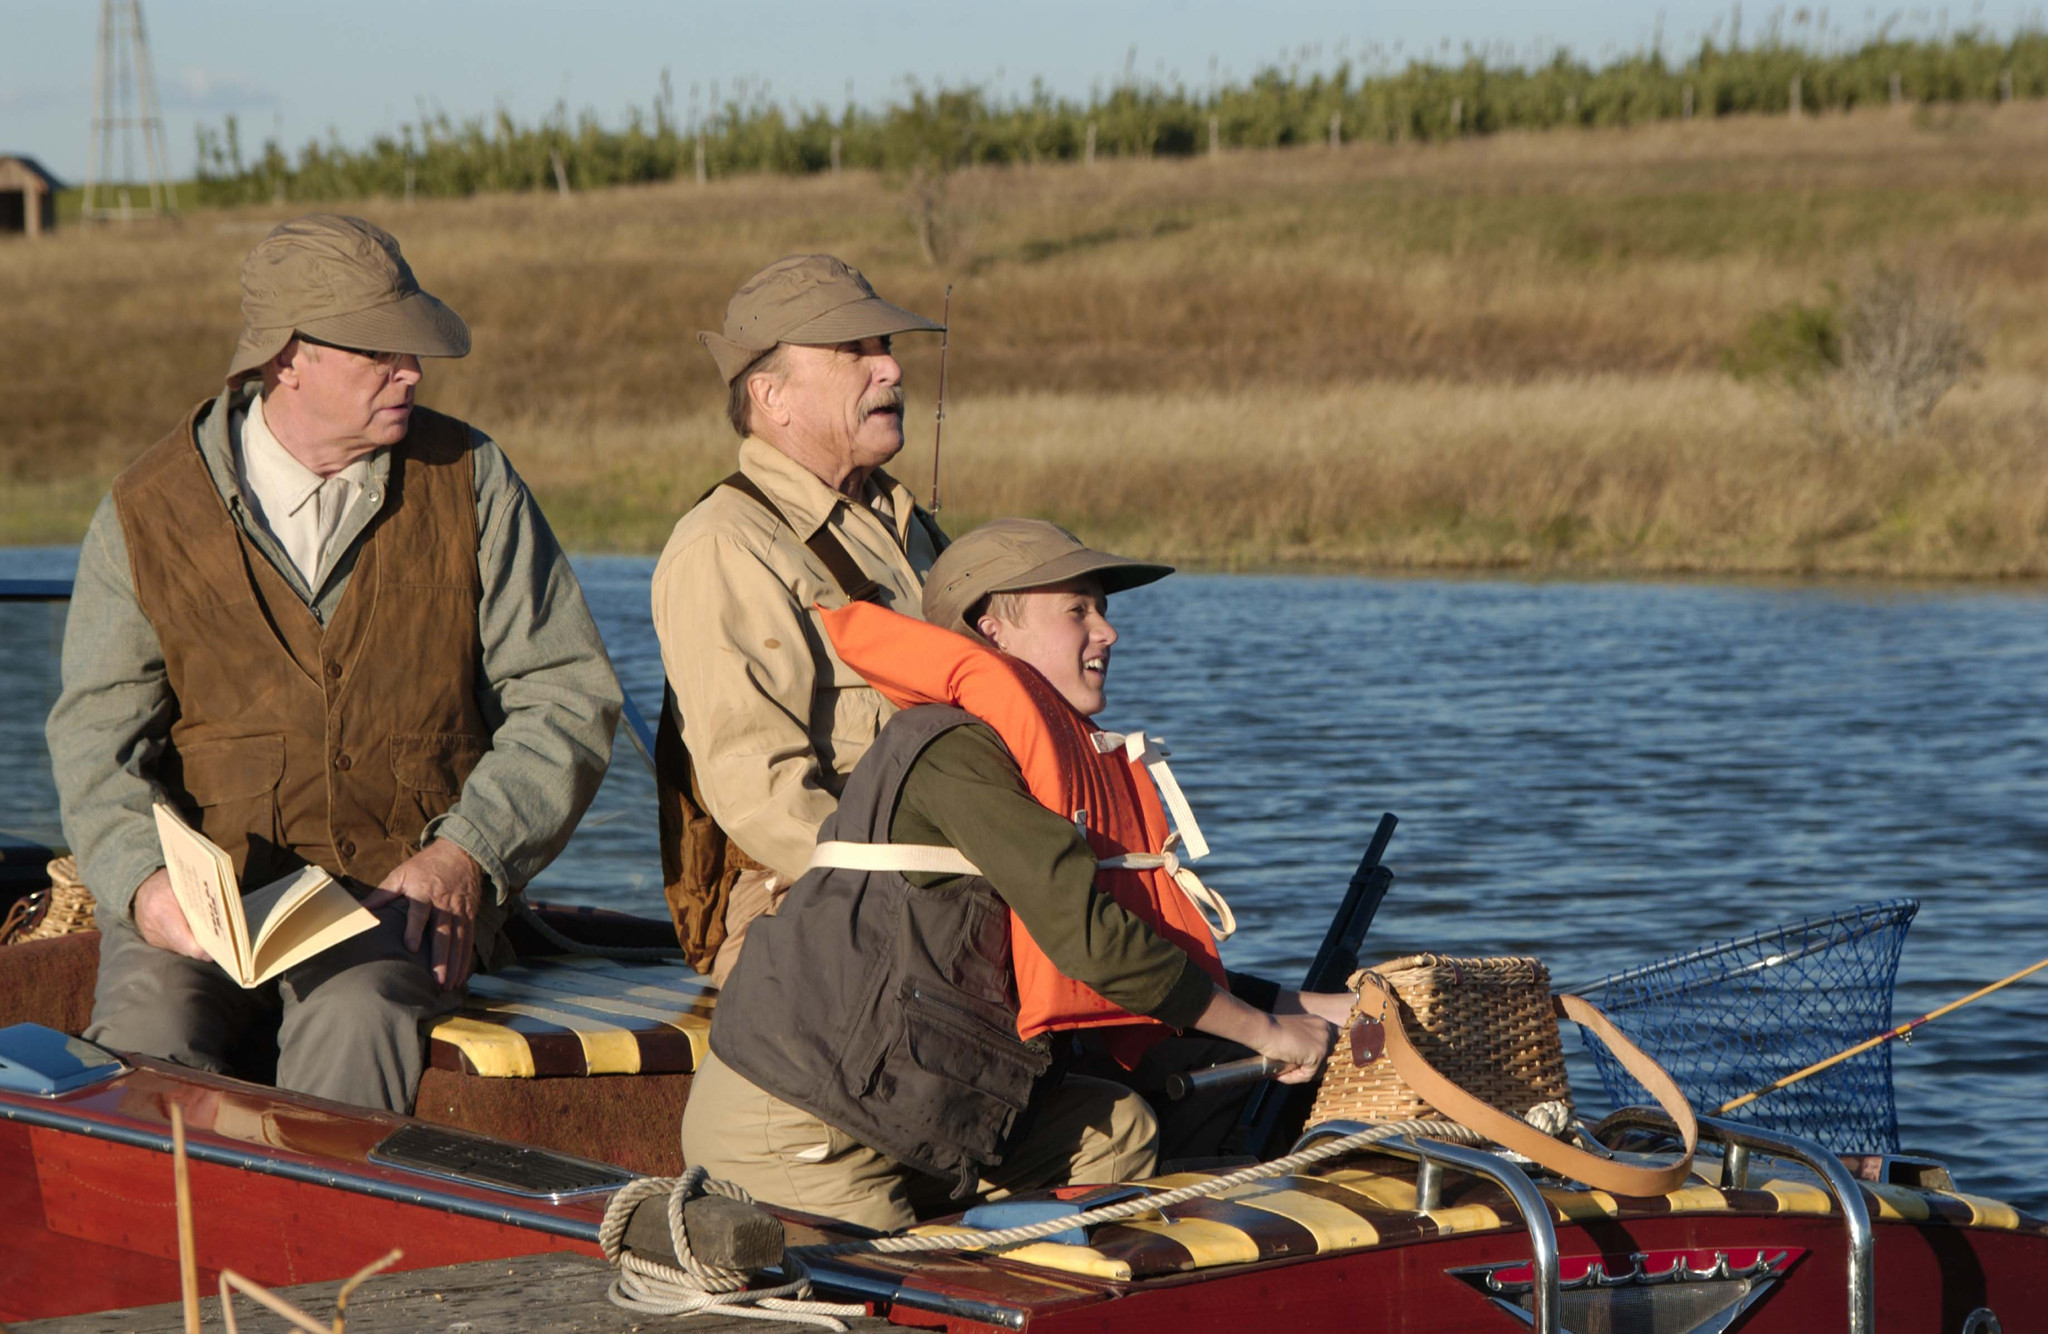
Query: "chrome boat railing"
1293 1120 1562 1334
1594 1107 1873 1334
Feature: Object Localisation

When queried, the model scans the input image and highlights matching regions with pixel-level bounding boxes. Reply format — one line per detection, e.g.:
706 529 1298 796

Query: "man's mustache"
859 387 905 419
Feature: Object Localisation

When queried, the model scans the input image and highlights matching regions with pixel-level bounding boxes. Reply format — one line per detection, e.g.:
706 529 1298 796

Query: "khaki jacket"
650 439 942 880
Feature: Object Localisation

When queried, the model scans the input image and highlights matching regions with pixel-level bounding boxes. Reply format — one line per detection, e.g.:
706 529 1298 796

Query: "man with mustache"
47 214 621 1112
651 254 946 985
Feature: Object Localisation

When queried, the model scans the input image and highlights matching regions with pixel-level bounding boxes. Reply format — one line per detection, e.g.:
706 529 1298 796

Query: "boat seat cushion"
426 956 717 1078
921 1164 2048 1283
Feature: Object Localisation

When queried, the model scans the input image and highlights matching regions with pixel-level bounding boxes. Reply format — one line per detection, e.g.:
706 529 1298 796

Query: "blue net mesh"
1574 899 1918 1154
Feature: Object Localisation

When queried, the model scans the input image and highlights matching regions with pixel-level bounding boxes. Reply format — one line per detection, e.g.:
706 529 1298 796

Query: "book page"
243 866 379 989
152 803 250 982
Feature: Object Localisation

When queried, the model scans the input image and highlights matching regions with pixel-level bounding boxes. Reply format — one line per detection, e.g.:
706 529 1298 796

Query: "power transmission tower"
83 0 177 222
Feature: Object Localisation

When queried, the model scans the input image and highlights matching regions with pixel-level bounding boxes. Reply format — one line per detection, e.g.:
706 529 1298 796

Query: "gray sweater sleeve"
421 432 623 897
46 494 177 921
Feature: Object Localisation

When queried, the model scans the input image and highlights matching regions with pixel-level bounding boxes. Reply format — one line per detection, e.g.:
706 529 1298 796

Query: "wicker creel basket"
1304 952 1703 1197
1306 953 1574 1129
0 856 98 946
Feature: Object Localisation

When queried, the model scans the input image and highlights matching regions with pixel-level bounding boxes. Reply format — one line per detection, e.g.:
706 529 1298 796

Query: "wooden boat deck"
16 1251 894 1333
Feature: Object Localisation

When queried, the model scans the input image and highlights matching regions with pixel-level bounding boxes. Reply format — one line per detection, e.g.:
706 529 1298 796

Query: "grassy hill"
6 102 2048 576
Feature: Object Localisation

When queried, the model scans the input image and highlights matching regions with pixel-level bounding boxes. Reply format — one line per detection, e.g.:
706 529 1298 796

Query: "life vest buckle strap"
1099 833 1238 944
808 840 984 877
1121 730 1211 863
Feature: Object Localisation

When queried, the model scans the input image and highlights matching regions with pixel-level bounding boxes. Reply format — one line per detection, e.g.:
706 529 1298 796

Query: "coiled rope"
598 1167 867 1329
603 1107 1576 1323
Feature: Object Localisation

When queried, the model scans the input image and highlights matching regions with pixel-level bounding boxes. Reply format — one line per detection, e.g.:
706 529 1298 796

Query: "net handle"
1352 975 1700 1197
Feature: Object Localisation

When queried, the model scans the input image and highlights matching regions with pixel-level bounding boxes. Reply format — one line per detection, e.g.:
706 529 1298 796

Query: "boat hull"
8 1055 2048 1330
0 1060 607 1323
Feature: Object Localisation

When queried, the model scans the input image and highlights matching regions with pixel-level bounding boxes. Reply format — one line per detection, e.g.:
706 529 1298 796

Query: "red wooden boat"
4 580 2044 1331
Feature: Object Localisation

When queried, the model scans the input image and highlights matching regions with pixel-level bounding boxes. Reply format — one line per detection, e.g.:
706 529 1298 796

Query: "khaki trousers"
681 1052 1159 1232
86 905 473 1113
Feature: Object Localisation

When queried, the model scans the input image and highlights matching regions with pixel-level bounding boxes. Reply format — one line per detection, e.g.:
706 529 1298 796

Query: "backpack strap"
715 471 885 605
655 467 930 968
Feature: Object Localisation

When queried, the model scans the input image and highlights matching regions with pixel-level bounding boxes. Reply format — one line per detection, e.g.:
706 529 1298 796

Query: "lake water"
6 547 2046 1210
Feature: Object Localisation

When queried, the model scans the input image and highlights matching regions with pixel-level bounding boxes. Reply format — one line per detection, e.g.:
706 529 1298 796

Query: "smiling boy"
684 519 1349 1230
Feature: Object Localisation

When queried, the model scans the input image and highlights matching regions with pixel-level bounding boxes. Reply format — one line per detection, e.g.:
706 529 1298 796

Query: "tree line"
191 30 2048 205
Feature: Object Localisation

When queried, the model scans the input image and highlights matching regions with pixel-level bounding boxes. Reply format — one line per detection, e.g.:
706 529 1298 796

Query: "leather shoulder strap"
914 505 949 555
712 471 884 605
1352 974 1700 1198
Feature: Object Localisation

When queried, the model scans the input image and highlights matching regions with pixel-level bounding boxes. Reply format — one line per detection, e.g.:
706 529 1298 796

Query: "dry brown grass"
471 372 2048 576
5 102 2048 574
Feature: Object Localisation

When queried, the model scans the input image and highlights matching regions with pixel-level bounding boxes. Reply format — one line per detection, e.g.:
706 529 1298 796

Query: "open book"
152 802 379 988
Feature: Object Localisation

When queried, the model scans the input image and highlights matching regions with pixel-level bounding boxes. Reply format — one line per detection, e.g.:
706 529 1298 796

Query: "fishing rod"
928 284 953 515
1718 952 2048 1115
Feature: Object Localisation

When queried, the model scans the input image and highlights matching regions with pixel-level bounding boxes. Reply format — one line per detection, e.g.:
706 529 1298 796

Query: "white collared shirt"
234 394 374 589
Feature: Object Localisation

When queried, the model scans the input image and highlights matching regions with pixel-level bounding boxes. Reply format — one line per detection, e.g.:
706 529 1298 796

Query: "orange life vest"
821 601 1228 1057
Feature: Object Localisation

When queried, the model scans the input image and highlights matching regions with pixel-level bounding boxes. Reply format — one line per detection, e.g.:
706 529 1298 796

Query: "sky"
4 0 2035 183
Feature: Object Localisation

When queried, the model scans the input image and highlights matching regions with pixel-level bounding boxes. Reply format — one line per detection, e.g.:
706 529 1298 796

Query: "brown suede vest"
113 398 488 892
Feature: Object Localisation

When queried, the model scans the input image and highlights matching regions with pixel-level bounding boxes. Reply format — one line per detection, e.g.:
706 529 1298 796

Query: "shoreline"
8 533 2047 593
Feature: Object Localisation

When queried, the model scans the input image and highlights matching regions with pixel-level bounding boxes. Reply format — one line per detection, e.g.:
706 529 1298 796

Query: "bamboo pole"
171 1099 400 1333
218 1248 401 1334
1718 954 2048 1114
172 1104 199 1334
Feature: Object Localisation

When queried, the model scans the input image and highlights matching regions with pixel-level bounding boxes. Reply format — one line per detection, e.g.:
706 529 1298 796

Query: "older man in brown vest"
650 255 946 984
46 214 621 1113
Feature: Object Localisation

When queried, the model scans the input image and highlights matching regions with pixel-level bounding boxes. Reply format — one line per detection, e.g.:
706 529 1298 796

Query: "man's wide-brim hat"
226 213 471 380
699 253 942 384
924 518 1173 641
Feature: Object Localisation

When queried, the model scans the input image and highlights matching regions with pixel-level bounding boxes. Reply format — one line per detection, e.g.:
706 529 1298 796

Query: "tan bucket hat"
698 254 942 383
226 214 471 380
923 518 1173 641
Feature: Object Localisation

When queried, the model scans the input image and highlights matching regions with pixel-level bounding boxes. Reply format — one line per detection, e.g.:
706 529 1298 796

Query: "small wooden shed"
0 156 62 239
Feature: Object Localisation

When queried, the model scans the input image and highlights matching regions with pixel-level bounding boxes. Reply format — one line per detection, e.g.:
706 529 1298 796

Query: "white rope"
599 1167 868 1329
790 1111 1558 1262
1422 1099 1576 1152
1101 834 1237 942
603 1108 1583 1320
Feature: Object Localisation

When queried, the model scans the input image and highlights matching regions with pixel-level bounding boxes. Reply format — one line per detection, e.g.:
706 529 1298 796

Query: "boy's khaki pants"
681 1051 1158 1232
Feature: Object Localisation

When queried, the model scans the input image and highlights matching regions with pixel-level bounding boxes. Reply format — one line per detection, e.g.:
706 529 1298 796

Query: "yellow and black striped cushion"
901 1165 2048 1282
427 956 716 1078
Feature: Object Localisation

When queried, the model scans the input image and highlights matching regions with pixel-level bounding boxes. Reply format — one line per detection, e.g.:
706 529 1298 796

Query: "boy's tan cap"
923 518 1173 640
226 213 471 380
699 254 942 383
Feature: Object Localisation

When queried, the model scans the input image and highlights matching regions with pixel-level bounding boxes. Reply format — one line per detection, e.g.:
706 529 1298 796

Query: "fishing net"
1574 899 1919 1154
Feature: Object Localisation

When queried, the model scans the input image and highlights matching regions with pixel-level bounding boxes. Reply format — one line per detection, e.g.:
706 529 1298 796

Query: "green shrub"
1724 294 1843 386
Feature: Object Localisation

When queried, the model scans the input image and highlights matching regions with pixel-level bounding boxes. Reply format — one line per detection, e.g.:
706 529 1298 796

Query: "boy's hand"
1258 1011 1337 1084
